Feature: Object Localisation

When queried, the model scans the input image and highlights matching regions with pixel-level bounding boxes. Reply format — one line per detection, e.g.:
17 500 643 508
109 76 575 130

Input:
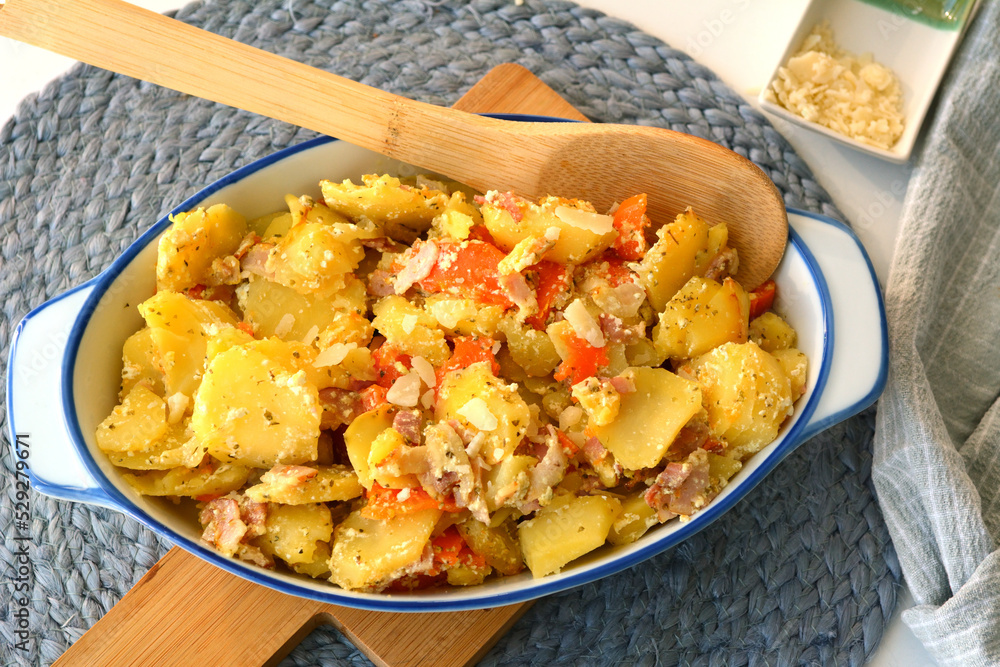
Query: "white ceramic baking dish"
6 115 887 611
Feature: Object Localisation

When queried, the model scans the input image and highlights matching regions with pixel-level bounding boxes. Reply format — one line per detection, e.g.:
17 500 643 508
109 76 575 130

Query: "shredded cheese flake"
386 372 422 407
457 397 498 431
564 298 605 348
554 205 614 236
410 355 437 388
313 342 356 368
273 313 295 338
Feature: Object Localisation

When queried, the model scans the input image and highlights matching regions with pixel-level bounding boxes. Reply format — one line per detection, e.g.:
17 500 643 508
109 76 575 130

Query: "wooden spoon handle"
0 0 492 176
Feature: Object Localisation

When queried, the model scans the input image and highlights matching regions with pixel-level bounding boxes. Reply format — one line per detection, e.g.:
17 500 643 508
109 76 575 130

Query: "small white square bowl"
759 0 979 163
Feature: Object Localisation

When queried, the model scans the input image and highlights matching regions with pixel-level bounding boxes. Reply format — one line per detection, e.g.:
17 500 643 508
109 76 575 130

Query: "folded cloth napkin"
872 2 1000 664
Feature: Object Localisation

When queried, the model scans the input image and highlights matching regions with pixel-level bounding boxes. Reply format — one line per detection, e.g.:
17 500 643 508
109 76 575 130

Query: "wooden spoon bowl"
0 0 787 287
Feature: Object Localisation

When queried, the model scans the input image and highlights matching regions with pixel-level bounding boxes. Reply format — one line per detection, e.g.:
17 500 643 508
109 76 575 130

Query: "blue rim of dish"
46 117 879 611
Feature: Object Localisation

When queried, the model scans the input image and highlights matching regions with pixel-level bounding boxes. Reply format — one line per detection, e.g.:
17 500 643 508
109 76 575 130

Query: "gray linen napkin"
872 3 1000 664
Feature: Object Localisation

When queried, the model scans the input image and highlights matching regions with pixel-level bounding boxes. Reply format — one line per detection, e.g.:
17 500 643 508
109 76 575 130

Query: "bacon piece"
239 497 268 540
644 449 711 519
367 269 396 297
394 240 439 294
392 409 423 444
477 191 524 222
704 247 739 281
582 436 610 466
525 428 568 505
498 271 538 317
199 497 247 557
666 421 711 460
599 314 646 345
240 243 275 279
607 374 637 395
360 236 404 253
319 387 362 430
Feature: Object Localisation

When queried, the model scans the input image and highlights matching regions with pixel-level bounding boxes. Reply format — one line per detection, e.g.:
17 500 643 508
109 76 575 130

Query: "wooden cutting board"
54 64 589 667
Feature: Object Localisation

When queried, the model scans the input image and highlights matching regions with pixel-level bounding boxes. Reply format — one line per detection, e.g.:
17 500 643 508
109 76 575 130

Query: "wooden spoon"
0 0 787 287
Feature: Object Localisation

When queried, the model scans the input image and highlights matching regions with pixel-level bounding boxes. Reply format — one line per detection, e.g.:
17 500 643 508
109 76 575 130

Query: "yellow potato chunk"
607 491 659 546
243 465 364 504
328 508 441 591
238 277 368 341
483 454 535 511
772 347 809 399
498 316 561 377
120 327 165 399
749 312 797 352
687 342 794 461
654 276 749 360
591 367 702 470
96 384 168 453
190 344 321 468
456 518 524 576
482 195 616 264
634 209 728 311
424 295 504 339
707 451 743 490
261 503 333 566
291 542 332 579
156 204 248 292
518 493 621 577
104 422 204 470
139 291 240 397
372 295 450 365
267 222 366 296
436 362 531 465
120 462 250 497
343 405 395 489
320 174 450 243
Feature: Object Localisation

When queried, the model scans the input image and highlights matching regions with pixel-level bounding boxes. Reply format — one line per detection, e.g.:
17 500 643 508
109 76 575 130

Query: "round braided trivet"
0 1 898 665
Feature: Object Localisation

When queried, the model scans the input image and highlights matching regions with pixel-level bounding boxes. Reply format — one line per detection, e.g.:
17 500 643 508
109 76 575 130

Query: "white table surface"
0 0 934 664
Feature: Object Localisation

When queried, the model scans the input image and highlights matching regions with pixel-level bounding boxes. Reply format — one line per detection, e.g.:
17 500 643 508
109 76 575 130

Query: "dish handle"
790 211 888 439
6 282 124 511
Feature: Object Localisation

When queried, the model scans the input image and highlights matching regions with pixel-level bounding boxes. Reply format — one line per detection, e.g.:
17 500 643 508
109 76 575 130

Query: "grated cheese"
387 371 422 407
457 397 498 431
554 206 614 236
564 298 606 348
313 342 356 367
765 22 904 150
273 313 295 338
410 355 437 388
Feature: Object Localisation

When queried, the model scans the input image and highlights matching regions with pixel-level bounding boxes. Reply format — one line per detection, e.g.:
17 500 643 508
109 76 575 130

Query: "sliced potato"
244 465 364 504
749 311 797 352
653 276 749 360
320 174 449 243
190 343 321 468
96 384 168 453
518 493 621 577
328 507 441 591
156 203 247 292
261 503 333 566
686 342 794 461
607 491 659 546
435 362 530 465
120 462 250 497
482 195 615 264
591 367 702 470
633 208 728 311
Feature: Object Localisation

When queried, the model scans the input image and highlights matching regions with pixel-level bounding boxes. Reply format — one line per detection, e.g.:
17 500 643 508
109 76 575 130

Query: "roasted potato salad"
96 175 808 591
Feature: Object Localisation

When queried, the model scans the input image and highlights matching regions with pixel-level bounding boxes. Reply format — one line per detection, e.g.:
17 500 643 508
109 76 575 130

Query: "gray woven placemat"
0 1 898 665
